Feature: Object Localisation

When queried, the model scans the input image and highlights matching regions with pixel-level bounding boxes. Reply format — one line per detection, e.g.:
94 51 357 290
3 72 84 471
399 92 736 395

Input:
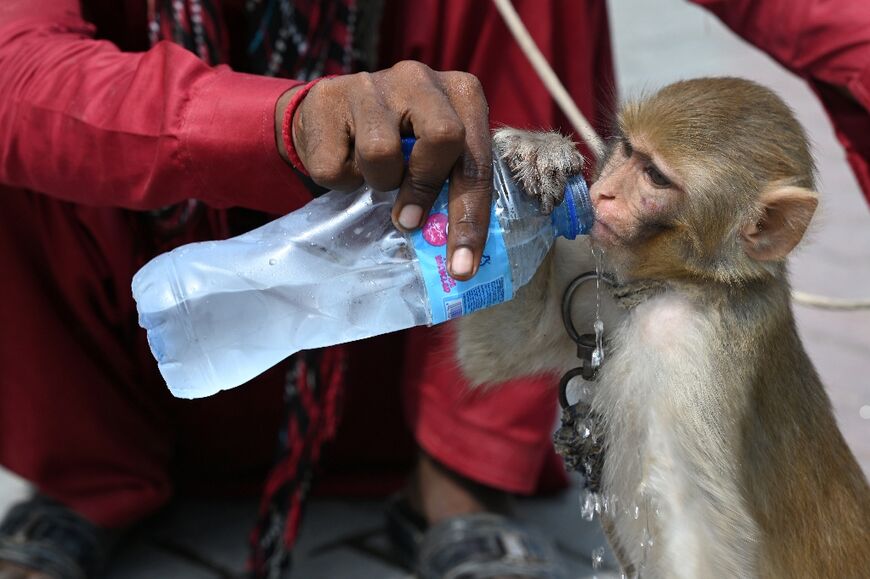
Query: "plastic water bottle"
132 139 594 398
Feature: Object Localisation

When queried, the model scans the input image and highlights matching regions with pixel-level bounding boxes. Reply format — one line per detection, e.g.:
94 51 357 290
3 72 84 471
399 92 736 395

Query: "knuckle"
426 119 466 147
306 155 346 184
357 134 398 163
451 219 486 243
391 60 430 79
407 175 445 199
442 71 485 99
462 153 493 183
347 71 376 93
453 71 484 94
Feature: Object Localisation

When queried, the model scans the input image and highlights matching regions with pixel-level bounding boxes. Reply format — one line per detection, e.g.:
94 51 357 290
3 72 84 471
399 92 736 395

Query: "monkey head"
589 77 819 285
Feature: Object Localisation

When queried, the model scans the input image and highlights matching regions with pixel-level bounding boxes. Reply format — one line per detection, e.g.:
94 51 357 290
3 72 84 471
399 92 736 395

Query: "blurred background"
2 1 868 577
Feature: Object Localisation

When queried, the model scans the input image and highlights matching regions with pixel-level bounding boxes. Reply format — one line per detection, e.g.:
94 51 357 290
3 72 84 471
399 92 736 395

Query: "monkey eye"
644 165 671 188
622 140 633 158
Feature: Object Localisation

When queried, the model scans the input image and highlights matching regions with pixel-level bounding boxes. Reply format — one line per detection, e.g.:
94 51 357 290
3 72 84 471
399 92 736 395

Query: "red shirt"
1 1 868 211
0 0 614 216
696 0 870 204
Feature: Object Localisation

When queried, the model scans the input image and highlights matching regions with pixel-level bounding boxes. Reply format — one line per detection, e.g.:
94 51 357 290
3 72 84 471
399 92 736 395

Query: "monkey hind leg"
492 128 584 214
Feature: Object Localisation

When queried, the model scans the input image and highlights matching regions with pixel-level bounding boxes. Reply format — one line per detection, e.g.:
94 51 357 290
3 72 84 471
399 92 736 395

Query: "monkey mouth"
591 219 618 244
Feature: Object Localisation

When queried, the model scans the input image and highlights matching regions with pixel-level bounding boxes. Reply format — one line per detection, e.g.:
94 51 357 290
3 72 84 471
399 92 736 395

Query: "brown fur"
459 78 870 577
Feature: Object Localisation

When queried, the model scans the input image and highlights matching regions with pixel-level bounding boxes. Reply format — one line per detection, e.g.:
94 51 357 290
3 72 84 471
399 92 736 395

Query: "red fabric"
0 195 290 528
373 0 614 495
378 0 615 164
0 0 308 526
691 0 870 204
402 326 568 494
0 0 307 215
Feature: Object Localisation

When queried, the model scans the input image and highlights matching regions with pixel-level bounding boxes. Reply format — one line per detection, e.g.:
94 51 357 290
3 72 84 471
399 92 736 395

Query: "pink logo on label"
422 213 448 246
435 254 456 293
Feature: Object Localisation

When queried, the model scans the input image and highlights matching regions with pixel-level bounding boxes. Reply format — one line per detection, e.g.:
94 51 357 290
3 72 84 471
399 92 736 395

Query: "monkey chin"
589 220 628 252
587 223 637 280
590 220 615 242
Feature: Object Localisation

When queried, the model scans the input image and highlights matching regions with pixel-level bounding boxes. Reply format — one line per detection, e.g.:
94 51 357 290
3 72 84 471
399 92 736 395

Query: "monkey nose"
589 189 609 207
589 182 610 201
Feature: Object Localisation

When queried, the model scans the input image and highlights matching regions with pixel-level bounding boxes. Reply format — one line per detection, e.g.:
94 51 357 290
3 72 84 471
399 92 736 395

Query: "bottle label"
411 185 513 325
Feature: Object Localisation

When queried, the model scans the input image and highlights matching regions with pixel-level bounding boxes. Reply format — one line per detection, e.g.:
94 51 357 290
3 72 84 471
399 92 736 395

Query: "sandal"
385 496 566 579
0 495 117 579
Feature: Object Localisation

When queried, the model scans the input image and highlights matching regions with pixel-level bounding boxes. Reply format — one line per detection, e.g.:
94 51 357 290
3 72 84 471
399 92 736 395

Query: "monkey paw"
493 128 584 214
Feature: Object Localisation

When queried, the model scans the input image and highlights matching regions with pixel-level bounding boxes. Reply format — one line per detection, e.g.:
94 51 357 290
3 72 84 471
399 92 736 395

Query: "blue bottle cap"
551 175 595 239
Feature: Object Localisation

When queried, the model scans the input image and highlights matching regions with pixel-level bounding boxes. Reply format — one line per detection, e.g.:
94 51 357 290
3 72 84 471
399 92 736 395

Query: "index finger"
440 72 492 281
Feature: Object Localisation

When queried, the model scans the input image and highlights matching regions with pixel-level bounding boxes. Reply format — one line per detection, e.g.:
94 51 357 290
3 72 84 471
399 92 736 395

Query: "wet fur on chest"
593 291 759 577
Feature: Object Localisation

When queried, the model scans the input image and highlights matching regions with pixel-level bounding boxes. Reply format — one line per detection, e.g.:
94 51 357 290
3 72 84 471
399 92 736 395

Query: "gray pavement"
2 1 868 577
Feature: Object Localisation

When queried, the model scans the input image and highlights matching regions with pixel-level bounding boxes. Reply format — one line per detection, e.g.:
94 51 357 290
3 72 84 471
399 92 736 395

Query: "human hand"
275 61 492 281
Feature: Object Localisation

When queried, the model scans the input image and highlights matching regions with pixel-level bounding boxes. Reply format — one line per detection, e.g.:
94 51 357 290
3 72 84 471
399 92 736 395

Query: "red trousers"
0 191 564 528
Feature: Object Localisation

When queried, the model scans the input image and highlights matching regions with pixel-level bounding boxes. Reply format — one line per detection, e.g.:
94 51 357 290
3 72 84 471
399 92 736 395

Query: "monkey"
459 77 870 578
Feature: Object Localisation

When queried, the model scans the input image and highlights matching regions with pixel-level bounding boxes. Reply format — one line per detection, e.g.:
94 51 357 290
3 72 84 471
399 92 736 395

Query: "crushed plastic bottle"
132 138 594 398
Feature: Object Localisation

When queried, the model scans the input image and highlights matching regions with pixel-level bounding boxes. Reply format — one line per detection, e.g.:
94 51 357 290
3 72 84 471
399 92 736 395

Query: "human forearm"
0 0 308 213
691 0 870 109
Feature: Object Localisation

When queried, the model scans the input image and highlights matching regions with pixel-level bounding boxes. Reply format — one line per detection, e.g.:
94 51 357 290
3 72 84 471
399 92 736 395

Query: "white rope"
490 0 605 160
791 291 870 311
492 0 870 311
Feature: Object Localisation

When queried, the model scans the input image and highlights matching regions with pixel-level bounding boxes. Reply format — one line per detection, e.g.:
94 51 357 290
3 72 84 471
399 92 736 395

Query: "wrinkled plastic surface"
134 187 427 398
133 161 592 399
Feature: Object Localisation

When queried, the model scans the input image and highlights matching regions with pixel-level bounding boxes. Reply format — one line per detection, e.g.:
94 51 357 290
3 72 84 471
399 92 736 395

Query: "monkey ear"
741 186 818 261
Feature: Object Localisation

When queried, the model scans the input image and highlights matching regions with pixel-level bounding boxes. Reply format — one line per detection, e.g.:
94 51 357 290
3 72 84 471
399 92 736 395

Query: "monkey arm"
455 238 607 387
455 129 599 386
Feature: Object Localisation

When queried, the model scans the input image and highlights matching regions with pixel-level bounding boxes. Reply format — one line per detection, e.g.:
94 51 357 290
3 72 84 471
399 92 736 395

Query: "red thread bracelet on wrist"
281 76 334 176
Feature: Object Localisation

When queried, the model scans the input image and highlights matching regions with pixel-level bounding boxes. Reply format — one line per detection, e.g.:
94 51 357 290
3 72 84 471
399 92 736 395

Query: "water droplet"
580 491 597 521
640 525 651 550
632 503 640 520
592 319 605 368
591 546 605 569
268 258 277 266
589 247 607 370
860 405 870 420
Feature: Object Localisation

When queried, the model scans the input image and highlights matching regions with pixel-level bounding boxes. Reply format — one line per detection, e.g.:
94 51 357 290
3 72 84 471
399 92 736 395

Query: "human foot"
0 561 52 579
0 495 117 579
406 452 512 526
386 453 565 579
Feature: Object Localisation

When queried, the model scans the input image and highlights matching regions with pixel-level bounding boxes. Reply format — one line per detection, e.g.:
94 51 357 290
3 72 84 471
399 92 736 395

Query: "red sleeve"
0 0 310 214
691 0 870 204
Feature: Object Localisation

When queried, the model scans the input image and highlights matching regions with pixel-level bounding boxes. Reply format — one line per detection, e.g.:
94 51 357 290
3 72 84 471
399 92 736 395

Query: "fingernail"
450 247 474 277
398 204 423 230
